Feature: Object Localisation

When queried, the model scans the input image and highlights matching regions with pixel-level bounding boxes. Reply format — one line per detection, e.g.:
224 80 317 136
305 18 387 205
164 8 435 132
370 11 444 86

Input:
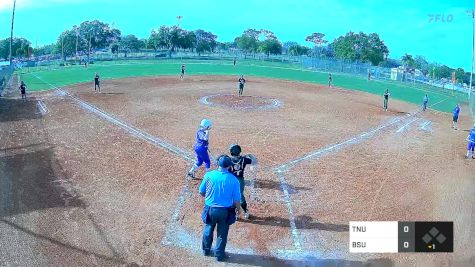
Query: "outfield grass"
19 59 468 113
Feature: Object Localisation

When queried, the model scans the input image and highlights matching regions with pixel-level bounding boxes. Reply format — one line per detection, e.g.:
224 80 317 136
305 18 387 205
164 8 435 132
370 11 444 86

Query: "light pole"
75 27 79 62
176 16 183 29
9 0 16 66
469 10 475 98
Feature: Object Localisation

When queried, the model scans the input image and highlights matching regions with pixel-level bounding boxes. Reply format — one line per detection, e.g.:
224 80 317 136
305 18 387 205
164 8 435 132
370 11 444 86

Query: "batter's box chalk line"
36 100 48 115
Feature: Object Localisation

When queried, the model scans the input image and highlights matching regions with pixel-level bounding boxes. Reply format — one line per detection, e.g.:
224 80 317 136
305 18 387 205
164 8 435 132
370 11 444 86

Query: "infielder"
180 64 186 79
19 81 27 101
452 104 460 130
422 94 429 111
383 89 390 111
328 73 333 88
228 144 257 219
20 81 26 101
238 75 246 97
188 119 213 178
466 124 475 159
94 73 101 92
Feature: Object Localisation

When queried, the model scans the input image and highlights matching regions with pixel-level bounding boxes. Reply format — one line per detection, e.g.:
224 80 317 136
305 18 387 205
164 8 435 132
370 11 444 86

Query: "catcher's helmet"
216 154 232 168
200 119 212 129
229 144 241 156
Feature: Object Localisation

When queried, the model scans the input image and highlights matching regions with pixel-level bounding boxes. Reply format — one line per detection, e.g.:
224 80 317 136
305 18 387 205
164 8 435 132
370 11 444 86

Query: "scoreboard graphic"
349 221 453 253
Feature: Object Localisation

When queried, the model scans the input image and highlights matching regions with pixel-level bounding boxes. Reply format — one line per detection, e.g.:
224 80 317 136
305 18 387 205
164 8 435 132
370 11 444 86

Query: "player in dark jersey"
180 64 186 79
328 73 333 88
238 75 246 97
383 89 390 111
228 144 257 219
19 81 27 101
94 73 100 92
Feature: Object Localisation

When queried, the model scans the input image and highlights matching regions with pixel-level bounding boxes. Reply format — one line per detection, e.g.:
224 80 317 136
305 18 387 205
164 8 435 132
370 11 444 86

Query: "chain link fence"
0 65 14 96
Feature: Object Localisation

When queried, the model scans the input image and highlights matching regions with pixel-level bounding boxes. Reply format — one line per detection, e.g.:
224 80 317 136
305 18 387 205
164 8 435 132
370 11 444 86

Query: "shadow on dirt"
0 218 128 265
0 147 84 217
242 215 348 232
223 252 393 267
251 179 311 194
0 98 42 122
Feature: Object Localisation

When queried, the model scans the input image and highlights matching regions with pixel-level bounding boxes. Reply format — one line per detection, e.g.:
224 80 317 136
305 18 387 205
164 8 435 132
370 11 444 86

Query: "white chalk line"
31 73 193 162
420 120 432 130
30 72 452 259
36 100 48 115
396 117 419 133
277 172 302 251
276 117 404 172
31 73 200 253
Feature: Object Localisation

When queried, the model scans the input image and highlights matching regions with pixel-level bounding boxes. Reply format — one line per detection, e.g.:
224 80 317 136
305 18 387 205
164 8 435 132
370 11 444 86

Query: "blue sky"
0 0 474 70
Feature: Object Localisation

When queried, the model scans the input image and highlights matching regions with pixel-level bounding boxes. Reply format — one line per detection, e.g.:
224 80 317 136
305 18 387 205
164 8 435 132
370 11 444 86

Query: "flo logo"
428 14 454 23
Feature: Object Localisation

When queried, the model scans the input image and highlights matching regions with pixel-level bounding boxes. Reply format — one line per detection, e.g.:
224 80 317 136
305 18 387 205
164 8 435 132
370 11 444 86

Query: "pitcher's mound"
199 94 282 111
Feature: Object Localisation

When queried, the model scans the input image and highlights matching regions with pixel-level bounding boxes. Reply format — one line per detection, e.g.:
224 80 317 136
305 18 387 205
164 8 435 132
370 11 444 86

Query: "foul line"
30 73 193 162
276 117 406 172
420 120 432 130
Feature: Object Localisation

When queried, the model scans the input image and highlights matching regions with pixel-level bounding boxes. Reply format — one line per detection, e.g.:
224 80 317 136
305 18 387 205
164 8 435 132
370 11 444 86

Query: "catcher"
228 144 257 219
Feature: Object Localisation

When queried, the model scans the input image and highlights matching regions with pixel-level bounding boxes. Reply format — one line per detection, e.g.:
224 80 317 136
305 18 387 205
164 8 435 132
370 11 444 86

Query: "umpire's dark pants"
202 207 230 259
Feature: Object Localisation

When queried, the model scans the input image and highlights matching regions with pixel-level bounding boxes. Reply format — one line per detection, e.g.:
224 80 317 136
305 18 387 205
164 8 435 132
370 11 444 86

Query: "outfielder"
383 89 390 111
238 75 246 97
466 124 475 159
188 119 213 178
94 73 101 92
422 94 429 111
228 144 257 219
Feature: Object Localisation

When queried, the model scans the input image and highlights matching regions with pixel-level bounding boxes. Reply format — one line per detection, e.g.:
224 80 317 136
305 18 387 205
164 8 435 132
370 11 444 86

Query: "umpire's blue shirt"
199 169 241 208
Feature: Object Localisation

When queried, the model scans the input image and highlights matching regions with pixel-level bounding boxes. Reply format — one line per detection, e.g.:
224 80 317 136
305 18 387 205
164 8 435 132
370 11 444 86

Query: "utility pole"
75 27 79 62
468 9 475 98
61 35 64 61
9 0 16 66
176 16 183 29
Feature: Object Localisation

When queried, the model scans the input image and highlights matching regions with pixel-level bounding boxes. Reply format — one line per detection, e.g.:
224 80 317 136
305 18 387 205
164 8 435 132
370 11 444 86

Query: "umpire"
199 155 241 262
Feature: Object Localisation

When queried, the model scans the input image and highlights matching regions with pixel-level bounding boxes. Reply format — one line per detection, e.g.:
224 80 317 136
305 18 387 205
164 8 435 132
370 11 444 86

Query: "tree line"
0 19 471 84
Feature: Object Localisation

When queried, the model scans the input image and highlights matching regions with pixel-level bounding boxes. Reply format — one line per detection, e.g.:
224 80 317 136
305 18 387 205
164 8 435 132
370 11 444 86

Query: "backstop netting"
0 65 14 96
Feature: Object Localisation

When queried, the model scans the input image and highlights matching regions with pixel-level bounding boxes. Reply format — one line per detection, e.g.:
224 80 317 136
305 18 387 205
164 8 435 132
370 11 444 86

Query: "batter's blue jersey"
453 106 460 117
469 128 475 142
194 129 209 149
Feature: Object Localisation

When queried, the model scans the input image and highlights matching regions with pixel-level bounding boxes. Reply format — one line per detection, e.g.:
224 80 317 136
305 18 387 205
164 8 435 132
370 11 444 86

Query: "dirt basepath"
1 75 474 266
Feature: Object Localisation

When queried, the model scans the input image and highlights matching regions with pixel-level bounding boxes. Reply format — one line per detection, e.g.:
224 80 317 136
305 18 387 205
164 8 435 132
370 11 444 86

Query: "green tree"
259 38 282 56
305 32 327 57
33 44 56 56
235 35 258 57
454 68 465 83
332 31 388 65
55 20 120 60
401 54 415 68
79 20 120 51
0 37 32 59
148 26 171 51
195 29 217 55
289 45 310 56
119 34 144 56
